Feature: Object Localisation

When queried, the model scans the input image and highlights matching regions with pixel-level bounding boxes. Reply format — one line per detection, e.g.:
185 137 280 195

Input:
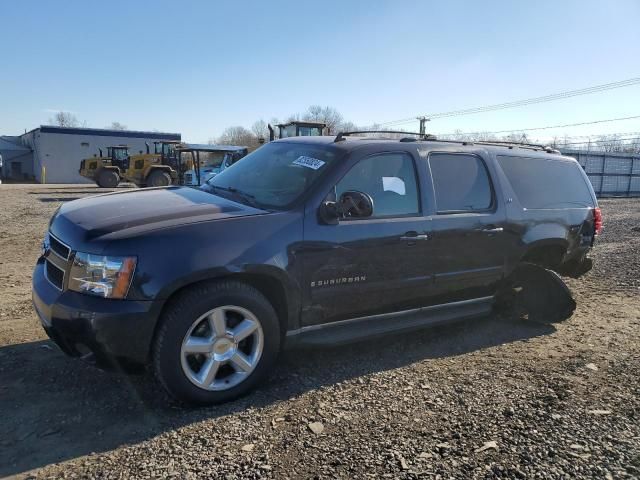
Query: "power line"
435 114 640 137
558 136 640 146
541 130 640 139
378 77 640 127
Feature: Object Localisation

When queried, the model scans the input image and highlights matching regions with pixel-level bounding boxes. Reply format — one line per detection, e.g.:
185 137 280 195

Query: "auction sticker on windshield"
293 156 325 170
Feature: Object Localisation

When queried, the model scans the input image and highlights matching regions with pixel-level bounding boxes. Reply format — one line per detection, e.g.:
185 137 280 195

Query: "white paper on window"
382 176 406 195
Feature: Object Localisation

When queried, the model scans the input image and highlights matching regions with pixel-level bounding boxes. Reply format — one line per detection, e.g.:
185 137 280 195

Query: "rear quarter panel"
488 151 596 273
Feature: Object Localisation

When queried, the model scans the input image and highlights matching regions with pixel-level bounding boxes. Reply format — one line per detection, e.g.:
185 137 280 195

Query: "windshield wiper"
210 185 259 207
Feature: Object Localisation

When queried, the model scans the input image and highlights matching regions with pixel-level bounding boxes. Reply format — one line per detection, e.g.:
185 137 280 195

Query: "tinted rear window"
497 155 594 208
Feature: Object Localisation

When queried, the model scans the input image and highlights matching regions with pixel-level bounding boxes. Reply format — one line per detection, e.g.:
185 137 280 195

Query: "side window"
496 155 594 208
336 153 419 217
428 153 492 213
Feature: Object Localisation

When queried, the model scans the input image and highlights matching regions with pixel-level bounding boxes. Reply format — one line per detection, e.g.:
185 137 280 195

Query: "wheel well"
521 244 566 270
159 274 289 336
234 274 289 333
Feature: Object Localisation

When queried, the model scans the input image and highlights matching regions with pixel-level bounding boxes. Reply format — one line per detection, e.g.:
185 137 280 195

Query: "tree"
50 111 80 128
251 119 269 142
303 105 344 133
339 120 358 133
217 126 258 147
108 121 127 130
596 134 625 153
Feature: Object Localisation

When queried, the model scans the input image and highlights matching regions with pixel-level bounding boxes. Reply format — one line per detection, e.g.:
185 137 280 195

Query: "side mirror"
319 190 374 224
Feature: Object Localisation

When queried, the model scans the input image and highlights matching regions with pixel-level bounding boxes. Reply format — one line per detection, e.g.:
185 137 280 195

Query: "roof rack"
474 140 560 153
334 130 436 142
333 130 561 153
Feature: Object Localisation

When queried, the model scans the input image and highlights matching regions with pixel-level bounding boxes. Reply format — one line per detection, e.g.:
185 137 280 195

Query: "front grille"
49 234 70 260
45 260 65 290
45 232 72 290
184 173 193 184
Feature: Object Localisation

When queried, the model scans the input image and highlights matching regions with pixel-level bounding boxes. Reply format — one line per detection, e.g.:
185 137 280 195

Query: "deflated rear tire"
498 263 576 323
153 281 280 405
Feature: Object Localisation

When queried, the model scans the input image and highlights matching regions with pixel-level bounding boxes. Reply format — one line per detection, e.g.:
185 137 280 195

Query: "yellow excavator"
79 141 182 188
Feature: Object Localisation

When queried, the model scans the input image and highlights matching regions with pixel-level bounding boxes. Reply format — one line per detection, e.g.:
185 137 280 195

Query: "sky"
1 0 639 143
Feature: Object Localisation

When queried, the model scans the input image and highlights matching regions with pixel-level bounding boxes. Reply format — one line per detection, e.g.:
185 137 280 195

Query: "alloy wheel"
180 305 264 391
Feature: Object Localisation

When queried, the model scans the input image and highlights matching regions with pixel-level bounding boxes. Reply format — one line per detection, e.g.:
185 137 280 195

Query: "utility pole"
417 116 429 136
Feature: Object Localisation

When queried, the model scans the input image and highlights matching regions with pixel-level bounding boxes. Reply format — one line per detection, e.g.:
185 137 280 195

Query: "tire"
499 263 576 323
146 170 172 187
96 169 119 188
153 281 281 405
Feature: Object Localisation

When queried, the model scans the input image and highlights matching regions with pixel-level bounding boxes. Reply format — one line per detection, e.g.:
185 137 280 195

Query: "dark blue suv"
33 133 600 404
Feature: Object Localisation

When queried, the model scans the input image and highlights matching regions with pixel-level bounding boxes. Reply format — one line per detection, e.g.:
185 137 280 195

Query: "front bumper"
32 259 160 365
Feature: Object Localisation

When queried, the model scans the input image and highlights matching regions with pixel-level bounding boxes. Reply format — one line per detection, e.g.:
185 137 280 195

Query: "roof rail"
474 140 560 153
334 130 436 142
332 131 561 153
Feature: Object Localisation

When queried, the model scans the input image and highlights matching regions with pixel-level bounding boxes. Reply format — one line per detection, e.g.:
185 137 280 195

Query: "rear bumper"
32 259 159 365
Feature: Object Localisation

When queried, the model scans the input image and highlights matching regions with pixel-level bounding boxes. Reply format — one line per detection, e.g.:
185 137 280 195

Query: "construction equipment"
176 144 249 186
79 140 183 188
267 121 326 141
79 145 130 188
123 140 182 187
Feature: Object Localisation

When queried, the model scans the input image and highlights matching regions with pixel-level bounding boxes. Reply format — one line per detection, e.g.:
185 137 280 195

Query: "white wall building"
0 126 181 183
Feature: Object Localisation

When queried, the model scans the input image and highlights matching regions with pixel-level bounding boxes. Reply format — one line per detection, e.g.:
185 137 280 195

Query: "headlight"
68 252 137 299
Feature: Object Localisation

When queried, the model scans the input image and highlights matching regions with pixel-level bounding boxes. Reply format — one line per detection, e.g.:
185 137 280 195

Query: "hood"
50 186 267 245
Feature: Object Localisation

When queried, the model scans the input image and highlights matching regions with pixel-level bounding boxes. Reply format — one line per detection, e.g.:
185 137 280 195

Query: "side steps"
287 297 494 347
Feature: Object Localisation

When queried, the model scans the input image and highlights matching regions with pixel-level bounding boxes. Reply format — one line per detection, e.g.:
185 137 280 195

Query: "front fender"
154 263 301 329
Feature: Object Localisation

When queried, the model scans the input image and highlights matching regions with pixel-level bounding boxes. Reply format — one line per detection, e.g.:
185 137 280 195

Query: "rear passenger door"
425 152 510 303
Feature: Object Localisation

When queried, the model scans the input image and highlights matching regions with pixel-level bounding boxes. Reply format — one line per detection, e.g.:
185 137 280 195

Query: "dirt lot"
0 184 639 479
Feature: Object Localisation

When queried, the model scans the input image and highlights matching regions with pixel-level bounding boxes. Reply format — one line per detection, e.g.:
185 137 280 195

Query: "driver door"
299 152 433 326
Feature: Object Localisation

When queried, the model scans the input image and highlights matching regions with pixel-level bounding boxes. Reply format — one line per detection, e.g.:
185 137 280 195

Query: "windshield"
204 142 340 209
299 126 322 136
155 143 177 158
109 148 128 161
201 151 227 168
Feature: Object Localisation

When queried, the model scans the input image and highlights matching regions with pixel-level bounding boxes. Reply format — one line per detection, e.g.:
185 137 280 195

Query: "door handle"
481 227 504 234
401 232 430 241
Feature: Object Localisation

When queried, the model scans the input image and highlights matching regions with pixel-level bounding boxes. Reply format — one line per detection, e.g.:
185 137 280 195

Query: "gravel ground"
0 184 639 479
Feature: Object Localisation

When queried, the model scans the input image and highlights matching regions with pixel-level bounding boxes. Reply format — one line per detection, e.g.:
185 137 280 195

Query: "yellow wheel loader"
79 145 129 188
123 141 181 187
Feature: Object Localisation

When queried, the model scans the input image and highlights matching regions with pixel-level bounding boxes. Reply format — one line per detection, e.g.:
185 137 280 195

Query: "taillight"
593 207 603 235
